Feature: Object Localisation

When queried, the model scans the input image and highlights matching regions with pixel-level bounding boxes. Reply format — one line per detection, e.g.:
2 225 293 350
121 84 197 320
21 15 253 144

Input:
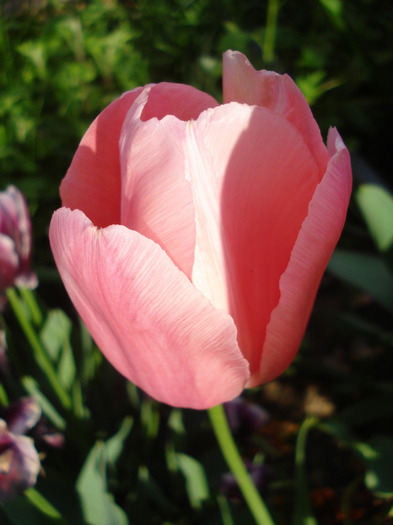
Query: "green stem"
263 0 280 64
5 287 71 410
0 383 8 406
293 417 318 525
208 404 276 525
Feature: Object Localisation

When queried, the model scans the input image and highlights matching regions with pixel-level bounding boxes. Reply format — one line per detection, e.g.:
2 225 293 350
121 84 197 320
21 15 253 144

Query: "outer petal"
120 88 196 276
248 128 352 386
187 102 320 376
49 208 249 409
222 50 330 173
60 88 145 227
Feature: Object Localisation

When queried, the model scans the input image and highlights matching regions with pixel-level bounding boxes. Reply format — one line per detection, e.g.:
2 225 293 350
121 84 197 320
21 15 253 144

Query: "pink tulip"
49 51 352 409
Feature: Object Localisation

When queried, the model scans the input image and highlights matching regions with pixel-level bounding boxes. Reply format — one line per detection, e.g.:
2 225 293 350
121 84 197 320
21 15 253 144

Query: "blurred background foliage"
1 0 392 263
1 0 393 524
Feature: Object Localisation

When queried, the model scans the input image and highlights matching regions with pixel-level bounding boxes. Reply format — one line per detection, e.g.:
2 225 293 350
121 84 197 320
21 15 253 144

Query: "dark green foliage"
1 1 393 523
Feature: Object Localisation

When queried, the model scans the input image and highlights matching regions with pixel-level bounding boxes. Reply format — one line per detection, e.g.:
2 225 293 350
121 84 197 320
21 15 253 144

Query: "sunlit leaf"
75 419 132 525
76 442 128 525
355 435 393 497
40 310 75 390
105 417 133 465
356 184 393 253
175 453 210 509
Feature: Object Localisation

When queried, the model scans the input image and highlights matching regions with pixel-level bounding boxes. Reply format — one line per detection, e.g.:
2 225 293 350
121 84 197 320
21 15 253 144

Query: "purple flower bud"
0 397 41 436
0 419 40 501
0 186 37 295
221 462 274 502
224 397 270 435
31 417 65 450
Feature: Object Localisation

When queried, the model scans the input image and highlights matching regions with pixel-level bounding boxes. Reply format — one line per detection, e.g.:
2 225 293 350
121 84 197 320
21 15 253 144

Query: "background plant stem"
263 0 280 64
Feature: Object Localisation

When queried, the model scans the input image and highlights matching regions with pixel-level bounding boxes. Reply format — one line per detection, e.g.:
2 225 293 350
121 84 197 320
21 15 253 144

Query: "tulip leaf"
332 392 393 428
355 435 393 497
1 489 70 525
137 466 175 514
22 376 66 430
356 184 393 253
76 419 132 525
174 452 210 509
40 309 75 390
105 417 134 465
328 250 393 314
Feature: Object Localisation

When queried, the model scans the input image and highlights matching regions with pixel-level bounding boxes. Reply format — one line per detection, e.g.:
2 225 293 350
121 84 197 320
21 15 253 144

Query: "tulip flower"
50 50 352 409
0 397 41 501
0 186 37 297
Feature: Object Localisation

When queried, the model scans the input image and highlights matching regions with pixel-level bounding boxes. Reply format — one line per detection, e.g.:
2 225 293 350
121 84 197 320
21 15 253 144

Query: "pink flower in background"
0 186 37 297
0 397 41 501
49 50 352 409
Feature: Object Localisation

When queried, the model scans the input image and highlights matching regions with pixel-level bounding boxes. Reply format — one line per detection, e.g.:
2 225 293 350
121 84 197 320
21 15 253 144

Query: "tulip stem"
208 404 276 525
5 287 72 411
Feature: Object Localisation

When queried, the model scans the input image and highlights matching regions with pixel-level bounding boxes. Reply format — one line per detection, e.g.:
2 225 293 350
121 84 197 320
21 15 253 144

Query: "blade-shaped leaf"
328 250 393 314
174 453 210 509
40 310 75 390
76 419 132 525
356 184 393 253
355 435 393 497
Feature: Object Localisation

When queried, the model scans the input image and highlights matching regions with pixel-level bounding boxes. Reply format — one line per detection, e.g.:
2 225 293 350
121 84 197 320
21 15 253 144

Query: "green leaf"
320 423 393 498
174 453 210 509
333 393 393 428
355 435 393 497
22 376 66 430
2 489 70 525
318 0 344 28
328 250 393 314
76 420 132 525
356 184 393 253
105 417 133 465
137 466 175 514
40 310 76 390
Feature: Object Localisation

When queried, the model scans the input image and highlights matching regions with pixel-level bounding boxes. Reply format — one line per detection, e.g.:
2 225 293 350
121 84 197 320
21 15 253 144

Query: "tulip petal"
222 50 330 173
60 88 146 228
49 208 249 409
139 82 218 122
248 128 352 386
188 102 320 376
119 88 198 276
